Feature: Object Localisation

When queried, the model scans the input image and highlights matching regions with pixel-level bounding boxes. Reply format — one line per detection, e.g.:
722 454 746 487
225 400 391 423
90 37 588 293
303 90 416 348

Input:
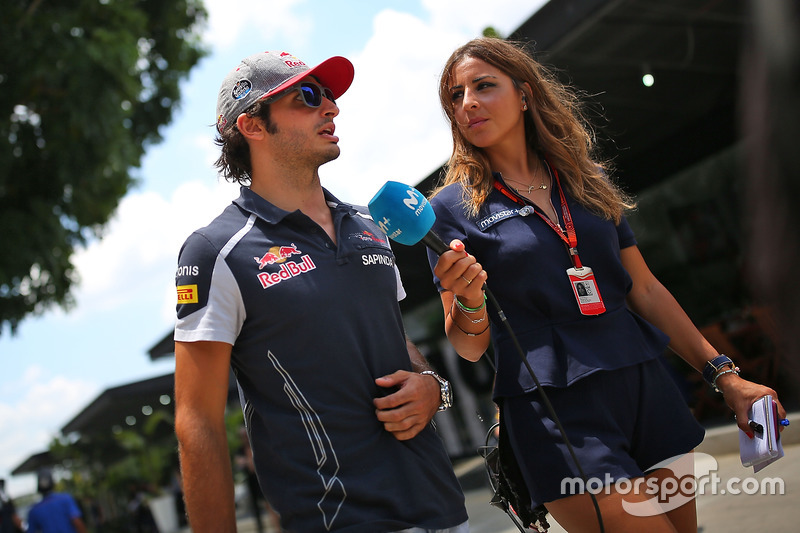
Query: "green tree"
0 0 207 334
483 26 502 38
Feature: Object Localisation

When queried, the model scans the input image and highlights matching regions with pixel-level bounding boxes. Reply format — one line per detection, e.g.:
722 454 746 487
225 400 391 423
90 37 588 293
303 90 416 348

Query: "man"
26 470 86 533
0 479 22 533
173 51 468 532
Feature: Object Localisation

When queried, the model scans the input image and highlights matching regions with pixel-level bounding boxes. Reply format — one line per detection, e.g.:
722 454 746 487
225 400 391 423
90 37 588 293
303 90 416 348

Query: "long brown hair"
433 37 634 222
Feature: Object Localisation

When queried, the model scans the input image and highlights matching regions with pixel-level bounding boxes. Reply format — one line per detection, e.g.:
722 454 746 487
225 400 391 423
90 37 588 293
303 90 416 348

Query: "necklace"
503 174 548 194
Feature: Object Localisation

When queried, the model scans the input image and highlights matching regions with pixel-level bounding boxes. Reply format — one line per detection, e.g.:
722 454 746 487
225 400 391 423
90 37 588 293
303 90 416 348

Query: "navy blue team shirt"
427 175 670 399
175 186 467 533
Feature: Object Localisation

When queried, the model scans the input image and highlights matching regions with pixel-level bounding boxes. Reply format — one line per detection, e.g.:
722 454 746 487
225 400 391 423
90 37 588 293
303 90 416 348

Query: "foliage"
47 410 177 499
483 26 502 38
43 406 247 522
106 410 178 492
0 0 208 334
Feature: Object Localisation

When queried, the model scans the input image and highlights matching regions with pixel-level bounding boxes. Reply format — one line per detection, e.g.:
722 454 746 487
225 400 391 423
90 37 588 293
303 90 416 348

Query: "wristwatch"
420 371 453 411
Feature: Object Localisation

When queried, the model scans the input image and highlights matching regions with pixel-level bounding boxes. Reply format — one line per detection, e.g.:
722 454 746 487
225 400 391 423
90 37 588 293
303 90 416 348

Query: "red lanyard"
492 161 583 269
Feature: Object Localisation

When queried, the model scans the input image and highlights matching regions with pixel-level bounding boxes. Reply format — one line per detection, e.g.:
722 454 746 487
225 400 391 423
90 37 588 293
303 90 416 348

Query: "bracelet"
454 294 486 313
702 354 735 387
712 367 740 393
458 308 487 324
453 318 490 337
452 301 487 324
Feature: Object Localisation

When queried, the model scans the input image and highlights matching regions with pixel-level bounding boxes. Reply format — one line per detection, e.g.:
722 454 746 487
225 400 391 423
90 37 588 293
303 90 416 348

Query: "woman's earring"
523 104 528 111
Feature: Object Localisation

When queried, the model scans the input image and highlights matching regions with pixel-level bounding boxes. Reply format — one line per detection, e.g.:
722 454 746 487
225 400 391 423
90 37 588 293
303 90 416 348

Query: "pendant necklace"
504 174 548 194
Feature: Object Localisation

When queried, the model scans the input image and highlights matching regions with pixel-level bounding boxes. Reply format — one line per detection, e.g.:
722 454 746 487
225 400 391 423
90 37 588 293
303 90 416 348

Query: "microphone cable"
481 284 606 533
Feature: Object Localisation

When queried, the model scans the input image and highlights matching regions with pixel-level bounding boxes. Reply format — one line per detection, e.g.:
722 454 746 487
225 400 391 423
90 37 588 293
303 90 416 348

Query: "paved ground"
461 411 800 533
231 412 799 532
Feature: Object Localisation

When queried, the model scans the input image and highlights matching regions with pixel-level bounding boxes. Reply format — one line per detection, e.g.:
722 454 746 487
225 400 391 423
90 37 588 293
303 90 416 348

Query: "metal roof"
395 0 747 314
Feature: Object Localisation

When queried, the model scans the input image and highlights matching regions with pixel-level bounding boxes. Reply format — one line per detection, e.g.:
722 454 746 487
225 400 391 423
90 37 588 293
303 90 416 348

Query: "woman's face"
448 56 527 151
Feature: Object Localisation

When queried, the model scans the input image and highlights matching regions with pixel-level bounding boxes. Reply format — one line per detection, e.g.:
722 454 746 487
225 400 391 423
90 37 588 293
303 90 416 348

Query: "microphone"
367 181 450 255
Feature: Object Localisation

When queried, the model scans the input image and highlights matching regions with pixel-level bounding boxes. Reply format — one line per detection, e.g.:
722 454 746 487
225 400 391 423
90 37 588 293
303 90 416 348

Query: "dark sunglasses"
267 81 336 108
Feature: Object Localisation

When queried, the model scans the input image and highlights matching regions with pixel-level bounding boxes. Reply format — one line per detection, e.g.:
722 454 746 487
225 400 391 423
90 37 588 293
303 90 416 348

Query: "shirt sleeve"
67 494 82 519
616 214 637 250
174 232 245 345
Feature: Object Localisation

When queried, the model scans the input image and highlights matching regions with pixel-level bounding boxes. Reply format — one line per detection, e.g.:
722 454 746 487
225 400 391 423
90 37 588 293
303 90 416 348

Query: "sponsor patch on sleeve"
176 284 199 304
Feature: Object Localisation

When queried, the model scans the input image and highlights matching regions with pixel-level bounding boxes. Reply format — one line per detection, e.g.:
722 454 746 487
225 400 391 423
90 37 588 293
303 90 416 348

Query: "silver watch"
420 371 452 411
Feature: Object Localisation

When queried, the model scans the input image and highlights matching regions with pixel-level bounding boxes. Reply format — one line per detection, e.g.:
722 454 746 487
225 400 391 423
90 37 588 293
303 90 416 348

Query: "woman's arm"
621 245 785 433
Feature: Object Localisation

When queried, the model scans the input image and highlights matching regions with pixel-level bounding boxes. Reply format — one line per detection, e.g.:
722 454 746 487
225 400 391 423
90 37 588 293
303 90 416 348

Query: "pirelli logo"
177 284 198 304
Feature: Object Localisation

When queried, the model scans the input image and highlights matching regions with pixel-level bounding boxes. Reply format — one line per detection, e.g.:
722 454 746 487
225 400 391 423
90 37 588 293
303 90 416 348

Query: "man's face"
265 75 342 169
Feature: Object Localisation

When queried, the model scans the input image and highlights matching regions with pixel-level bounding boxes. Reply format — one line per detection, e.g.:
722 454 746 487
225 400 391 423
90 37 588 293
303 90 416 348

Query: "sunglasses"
267 81 336 108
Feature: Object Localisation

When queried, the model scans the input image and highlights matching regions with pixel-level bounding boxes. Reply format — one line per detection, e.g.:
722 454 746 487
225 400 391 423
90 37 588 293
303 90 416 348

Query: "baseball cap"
216 51 355 134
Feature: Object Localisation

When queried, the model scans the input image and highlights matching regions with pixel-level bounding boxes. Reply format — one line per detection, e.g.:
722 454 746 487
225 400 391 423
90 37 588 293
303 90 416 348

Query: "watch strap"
702 354 735 387
420 370 452 411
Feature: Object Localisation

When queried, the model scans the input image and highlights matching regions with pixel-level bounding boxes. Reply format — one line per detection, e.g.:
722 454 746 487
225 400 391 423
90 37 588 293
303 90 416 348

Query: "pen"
748 420 763 434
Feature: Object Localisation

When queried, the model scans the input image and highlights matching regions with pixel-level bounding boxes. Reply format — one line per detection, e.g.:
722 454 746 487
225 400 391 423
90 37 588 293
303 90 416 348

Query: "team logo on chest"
254 243 302 268
254 243 316 288
349 230 387 245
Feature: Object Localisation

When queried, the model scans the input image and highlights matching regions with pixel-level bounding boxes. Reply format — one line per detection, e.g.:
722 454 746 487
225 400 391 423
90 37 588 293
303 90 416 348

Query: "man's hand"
374 370 441 440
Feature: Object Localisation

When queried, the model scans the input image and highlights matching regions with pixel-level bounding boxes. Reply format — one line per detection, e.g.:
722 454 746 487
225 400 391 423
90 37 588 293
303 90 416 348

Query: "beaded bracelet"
712 366 740 393
455 293 486 313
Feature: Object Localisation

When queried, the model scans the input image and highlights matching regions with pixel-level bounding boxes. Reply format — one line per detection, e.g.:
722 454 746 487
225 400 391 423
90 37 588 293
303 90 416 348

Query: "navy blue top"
427 176 669 398
175 187 467 532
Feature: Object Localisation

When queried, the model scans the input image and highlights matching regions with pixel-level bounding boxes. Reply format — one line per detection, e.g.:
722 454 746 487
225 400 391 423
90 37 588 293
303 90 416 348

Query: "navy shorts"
502 358 705 508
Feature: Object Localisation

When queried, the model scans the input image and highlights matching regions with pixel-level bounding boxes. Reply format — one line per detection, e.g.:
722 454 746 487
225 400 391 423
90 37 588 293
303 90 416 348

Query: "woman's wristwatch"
420 371 453 411
702 354 740 392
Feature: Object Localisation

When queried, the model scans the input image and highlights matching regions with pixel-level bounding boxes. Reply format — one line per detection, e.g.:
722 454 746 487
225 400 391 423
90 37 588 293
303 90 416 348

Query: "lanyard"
492 161 583 269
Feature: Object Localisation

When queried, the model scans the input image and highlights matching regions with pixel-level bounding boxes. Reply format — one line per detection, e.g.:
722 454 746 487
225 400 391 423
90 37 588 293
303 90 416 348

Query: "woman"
428 37 785 532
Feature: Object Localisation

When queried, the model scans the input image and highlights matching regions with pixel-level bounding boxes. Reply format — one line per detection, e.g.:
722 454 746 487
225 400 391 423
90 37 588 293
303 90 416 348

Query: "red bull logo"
254 243 302 269
278 51 306 68
257 255 316 288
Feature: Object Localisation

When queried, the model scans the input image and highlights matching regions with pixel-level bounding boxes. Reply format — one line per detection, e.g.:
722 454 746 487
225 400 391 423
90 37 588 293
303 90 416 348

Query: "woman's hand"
715 372 786 436
433 239 487 302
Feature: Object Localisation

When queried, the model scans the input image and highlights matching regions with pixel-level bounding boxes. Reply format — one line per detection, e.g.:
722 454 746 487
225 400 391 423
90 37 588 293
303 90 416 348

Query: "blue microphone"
368 181 450 255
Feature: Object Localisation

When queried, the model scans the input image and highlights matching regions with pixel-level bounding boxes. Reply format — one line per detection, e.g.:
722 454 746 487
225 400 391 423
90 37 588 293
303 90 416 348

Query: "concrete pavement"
461 443 798 532
461 411 800 532
233 412 799 532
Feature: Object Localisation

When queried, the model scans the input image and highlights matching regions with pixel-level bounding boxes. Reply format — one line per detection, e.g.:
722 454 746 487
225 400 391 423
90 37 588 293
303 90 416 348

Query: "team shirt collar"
233 185 356 224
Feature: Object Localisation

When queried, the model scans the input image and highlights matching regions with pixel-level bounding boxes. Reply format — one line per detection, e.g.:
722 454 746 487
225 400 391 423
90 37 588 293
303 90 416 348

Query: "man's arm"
70 516 87 533
373 337 442 440
174 340 237 532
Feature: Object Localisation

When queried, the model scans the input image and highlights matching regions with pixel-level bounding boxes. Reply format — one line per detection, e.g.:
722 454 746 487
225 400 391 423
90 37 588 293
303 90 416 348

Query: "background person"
26 470 86 533
173 50 467 532
0 479 22 533
427 37 785 533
